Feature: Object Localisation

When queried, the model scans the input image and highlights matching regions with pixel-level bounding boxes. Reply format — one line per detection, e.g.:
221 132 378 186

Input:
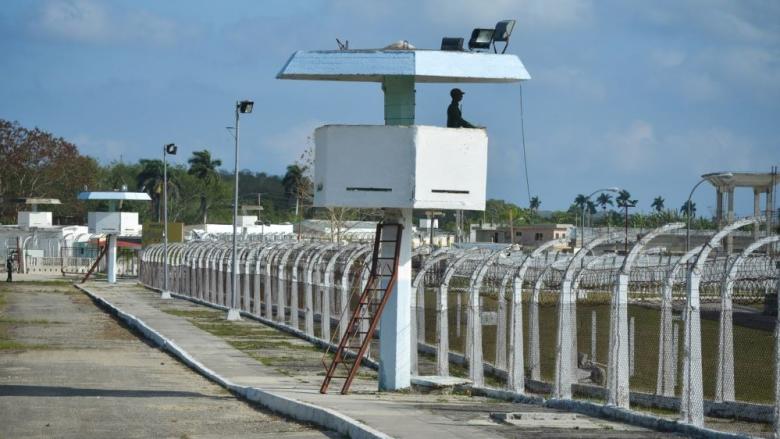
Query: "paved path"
0 281 336 438
78 281 670 439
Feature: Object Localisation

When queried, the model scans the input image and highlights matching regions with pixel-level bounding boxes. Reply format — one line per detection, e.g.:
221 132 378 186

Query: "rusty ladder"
320 222 403 395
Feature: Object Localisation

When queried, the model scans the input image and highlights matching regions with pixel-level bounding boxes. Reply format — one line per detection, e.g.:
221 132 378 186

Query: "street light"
579 187 621 247
685 172 733 252
228 100 254 321
162 143 177 299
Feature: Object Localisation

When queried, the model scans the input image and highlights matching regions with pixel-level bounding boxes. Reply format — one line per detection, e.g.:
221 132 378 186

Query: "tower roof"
277 49 530 83
78 192 151 201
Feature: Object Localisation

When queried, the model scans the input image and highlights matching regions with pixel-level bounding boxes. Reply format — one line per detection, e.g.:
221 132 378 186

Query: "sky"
1 0 778 217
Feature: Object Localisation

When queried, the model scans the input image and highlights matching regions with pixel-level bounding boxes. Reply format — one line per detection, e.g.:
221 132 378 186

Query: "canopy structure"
78 192 151 201
13 198 62 205
277 49 531 83
701 172 778 244
703 172 779 190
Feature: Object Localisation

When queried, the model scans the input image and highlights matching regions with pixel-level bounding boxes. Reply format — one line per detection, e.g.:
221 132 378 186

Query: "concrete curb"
75 284 392 439
464 386 756 439
544 399 754 439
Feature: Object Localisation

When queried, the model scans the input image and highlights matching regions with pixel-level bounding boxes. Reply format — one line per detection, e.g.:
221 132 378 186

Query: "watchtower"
15 198 61 228
78 191 151 283
278 45 530 390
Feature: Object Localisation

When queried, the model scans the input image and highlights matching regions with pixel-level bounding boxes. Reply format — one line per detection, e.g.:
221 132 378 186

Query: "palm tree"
282 164 310 217
596 193 613 212
651 196 665 213
137 159 165 221
574 194 587 211
680 200 697 218
616 190 637 208
529 196 541 212
188 150 222 224
586 200 597 226
616 190 637 251
596 193 614 230
573 194 588 232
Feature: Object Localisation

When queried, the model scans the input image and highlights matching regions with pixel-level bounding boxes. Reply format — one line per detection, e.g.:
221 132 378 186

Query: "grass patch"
0 318 64 325
193 322 266 337
0 339 31 350
161 308 223 319
7 280 75 288
0 339 50 350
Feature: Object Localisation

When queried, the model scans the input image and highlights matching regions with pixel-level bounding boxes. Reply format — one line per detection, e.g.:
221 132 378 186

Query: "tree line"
1 119 747 232
0 119 310 226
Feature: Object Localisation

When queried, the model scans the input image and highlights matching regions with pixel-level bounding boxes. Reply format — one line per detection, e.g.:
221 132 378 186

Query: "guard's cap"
450 88 465 98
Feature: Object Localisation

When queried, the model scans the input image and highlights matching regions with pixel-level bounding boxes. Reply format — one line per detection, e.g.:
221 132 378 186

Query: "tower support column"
107 234 117 284
379 208 413 390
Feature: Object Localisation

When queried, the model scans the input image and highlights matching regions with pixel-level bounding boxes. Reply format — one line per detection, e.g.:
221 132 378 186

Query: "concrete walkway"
77 281 670 439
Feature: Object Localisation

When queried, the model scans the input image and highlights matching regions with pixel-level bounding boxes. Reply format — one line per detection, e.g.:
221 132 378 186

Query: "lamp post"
162 143 177 299
580 187 620 248
685 172 733 252
227 100 254 321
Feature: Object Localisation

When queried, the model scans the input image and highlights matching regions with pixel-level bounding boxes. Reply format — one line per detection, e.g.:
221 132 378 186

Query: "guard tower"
78 191 151 283
278 45 530 390
15 198 61 228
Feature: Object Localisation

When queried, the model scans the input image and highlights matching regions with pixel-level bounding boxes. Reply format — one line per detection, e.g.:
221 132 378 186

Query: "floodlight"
238 100 254 114
492 20 515 53
441 37 464 51
165 143 177 155
468 28 494 51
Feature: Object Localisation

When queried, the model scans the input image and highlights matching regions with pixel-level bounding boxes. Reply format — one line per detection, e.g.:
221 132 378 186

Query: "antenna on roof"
336 38 349 50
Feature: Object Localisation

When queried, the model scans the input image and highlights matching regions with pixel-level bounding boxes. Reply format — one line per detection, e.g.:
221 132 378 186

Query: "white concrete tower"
79 191 151 284
278 46 530 390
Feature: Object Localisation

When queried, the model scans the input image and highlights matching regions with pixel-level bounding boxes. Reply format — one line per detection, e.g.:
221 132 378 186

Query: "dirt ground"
0 281 339 439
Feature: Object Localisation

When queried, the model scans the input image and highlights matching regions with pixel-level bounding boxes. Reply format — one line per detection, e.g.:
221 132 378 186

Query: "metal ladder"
320 222 403 394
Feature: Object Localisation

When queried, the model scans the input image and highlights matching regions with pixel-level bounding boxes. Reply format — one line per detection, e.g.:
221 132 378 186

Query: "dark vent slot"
346 187 392 192
431 189 470 194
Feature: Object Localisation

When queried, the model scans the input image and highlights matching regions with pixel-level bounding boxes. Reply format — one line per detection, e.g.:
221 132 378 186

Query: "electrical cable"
519 84 532 206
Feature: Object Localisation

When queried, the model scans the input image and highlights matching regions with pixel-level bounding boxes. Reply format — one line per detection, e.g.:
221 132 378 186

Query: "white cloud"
535 65 606 100
597 120 761 176
603 120 656 172
30 0 194 46
650 48 687 68
257 120 322 173
422 0 594 30
678 71 720 101
635 1 779 45
71 134 131 163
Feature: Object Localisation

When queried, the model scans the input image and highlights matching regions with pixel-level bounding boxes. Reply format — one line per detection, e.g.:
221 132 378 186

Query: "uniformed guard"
446 88 476 128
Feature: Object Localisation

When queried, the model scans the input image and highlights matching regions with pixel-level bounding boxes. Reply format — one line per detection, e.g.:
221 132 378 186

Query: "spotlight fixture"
492 19 515 53
468 28 494 51
165 143 177 155
440 37 464 51
465 20 517 53
238 100 254 114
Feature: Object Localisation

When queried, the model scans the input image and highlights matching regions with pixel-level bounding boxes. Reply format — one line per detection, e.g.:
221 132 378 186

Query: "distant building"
469 223 574 249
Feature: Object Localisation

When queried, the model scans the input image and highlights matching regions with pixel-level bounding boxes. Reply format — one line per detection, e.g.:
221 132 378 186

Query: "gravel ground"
0 281 339 439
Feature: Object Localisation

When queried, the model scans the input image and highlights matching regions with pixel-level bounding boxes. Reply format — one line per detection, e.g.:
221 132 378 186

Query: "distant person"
447 88 476 128
6 255 12 282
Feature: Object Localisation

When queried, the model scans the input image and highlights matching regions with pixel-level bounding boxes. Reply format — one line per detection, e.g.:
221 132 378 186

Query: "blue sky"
1 0 778 216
